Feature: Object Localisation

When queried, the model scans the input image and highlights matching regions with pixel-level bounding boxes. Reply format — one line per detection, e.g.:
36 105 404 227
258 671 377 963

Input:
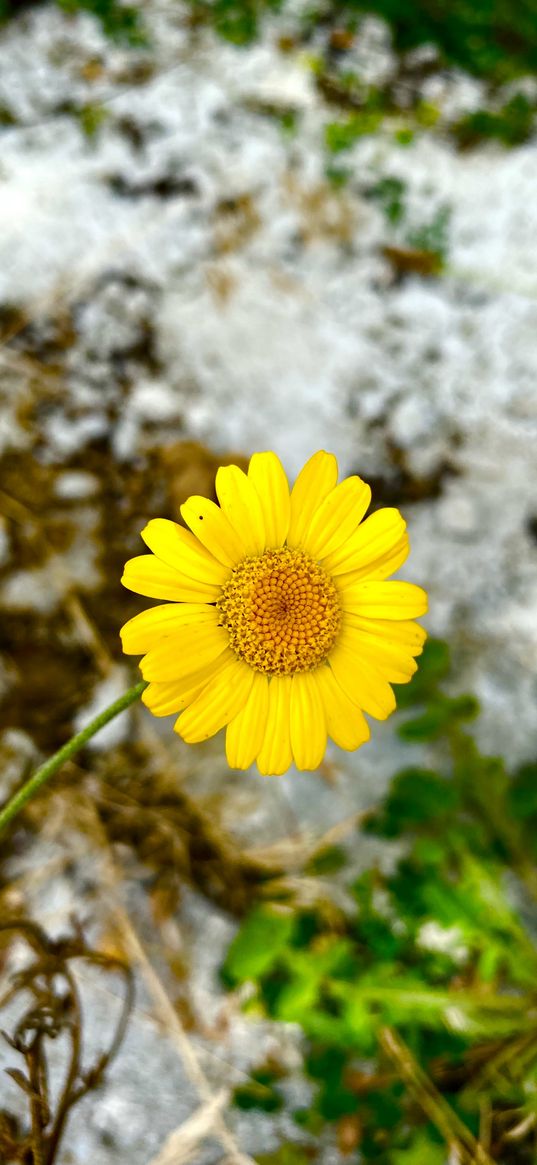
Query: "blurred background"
1 1 537 1162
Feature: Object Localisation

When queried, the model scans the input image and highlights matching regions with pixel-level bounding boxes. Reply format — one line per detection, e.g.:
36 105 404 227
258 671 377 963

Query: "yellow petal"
324 508 407 577
340 580 428 620
141 519 229 584
287 451 338 549
340 625 418 684
343 614 427 655
121 602 217 655
180 496 247 567
142 654 231 716
329 641 396 720
248 451 290 548
313 665 370 751
303 475 371 560
140 622 230 681
336 535 409 585
226 671 270 769
215 464 266 555
256 675 293 776
289 672 327 771
122 555 221 602
175 656 254 743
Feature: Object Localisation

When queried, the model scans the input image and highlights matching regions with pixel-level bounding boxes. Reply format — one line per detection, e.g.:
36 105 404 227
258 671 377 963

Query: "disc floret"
217 547 341 675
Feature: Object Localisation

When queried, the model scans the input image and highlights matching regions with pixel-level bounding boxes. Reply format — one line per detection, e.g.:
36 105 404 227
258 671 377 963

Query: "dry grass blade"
380 1027 498 1165
82 796 257 1165
244 808 372 870
146 1091 228 1165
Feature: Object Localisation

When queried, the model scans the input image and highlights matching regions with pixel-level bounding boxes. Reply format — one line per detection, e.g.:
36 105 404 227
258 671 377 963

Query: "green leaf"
275 972 320 1022
325 111 382 153
306 844 348 876
256 1146 314 1165
406 203 451 263
79 104 109 139
398 696 479 741
508 763 537 820
222 906 295 983
454 95 536 148
234 1070 284 1112
396 639 451 707
368 175 407 225
305 1045 347 1080
318 1081 359 1119
394 127 415 146
341 995 377 1054
392 1129 446 1165
325 163 352 188
366 768 458 837
57 0 144 42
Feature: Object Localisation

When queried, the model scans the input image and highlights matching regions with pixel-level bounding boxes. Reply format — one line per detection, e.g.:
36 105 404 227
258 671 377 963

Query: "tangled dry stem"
0 918 134 1165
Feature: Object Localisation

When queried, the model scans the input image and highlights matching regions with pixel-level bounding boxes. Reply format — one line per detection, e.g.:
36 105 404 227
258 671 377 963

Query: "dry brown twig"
0 918 134 1165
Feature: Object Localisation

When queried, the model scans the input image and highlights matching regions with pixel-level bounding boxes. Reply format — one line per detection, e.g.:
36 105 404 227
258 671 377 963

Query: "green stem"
0 680 148 840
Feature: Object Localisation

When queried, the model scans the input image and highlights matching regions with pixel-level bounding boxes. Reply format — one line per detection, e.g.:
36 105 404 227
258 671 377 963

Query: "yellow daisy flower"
120 451 427 776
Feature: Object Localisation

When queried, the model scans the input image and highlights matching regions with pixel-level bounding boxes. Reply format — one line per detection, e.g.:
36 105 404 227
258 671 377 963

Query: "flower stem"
0 679 148 839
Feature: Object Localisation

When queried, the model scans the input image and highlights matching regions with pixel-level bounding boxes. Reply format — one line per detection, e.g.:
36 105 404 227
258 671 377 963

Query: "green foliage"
223 638 537 1161
234 1067 285 1112
391 1129 446 1165
78 102 109 138
325 110 383 153
0 0 143 41
367 177 452 269
397 693 478 741
405 203 451 265
509 762 537 821
324 163 353 189
329 0 537 82
365 767 458 836
368 176 406 225
395 638 451 706
222 904 295 983
57 0 142 40
185 0 537 80
0 0 36 17
256 1148 314 1165
305 844 348 876
393 127 415 147
453 94 536 148
186 0 282 44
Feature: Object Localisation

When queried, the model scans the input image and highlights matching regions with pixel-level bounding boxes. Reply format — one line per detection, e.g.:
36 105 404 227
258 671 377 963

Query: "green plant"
325 109 384 153
0 0 143 41
405 203 451 264
322 0 537 82
58 0 143 40
222 640 537 1162
186 0 282 44
368 175 407 225
453 93 536 149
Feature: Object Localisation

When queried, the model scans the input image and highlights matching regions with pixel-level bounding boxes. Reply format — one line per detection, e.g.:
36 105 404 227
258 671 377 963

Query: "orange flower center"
217 548 341 675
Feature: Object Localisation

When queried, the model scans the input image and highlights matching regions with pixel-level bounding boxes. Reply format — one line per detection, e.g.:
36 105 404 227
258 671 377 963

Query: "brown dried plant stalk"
0 919 134 1165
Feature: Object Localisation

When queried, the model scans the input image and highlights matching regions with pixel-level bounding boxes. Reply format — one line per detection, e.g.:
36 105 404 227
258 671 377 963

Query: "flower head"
120 451 427 775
